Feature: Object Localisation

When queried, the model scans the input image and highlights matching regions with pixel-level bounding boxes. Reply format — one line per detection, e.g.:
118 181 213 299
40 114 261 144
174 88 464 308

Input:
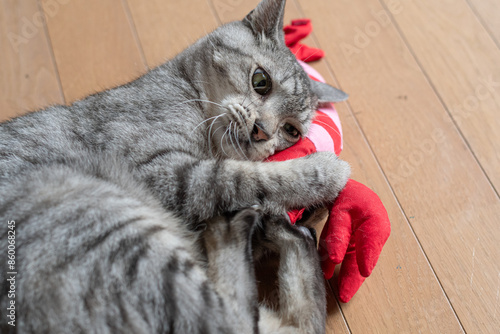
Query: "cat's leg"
258 217 327 334
202 208 262 334
0 159 259 334
136 150 350 225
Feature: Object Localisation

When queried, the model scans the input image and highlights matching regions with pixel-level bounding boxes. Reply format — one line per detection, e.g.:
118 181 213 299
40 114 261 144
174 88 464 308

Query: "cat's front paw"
291 151 350 206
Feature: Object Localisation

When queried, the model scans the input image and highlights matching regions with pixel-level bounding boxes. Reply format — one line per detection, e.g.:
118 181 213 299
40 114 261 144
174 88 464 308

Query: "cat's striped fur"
0 0 350 333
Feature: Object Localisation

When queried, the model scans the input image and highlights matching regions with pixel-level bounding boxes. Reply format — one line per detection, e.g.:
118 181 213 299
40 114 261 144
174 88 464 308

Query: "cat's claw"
251 204 263 213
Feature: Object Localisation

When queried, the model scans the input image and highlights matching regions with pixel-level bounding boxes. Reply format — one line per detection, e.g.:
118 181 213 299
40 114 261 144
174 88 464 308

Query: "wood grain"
296 0 500 332
40 0 146 103
380 0 500 200
467 0 500 46
325 282 350 334
126 0 218 68
0 0 63 121
334 103 464 334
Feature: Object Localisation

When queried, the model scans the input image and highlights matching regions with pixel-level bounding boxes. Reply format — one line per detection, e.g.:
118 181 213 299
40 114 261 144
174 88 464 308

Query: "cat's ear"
309 79 349 103
243 0 286 42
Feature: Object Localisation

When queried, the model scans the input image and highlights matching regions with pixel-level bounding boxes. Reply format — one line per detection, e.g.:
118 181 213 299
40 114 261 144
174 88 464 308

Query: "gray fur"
0 0 349 332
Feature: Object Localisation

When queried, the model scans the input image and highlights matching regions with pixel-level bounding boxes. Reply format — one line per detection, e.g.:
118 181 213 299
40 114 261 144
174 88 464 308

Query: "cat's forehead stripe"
213 36 253 59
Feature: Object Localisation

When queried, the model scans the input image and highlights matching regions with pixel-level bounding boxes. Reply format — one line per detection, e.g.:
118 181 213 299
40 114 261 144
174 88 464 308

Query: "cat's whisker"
243 96 260 110
293 44 305 58
227 122 238 159
234 125 249 161
240 87 254 108
301 49 321 63
241 122 254 150
228 122 240 159
209 124 226 159
241 93 249 107
234 108 255 149
280 46 305 84
231 106 254 148
220 126 231 157
207 115 226 158
173 99 225 109
191 113 227 134
253 122 265 132
227 122 242 160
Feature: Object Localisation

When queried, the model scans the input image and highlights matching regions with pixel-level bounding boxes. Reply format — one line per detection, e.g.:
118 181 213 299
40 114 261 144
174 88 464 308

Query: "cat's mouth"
206 103 277 161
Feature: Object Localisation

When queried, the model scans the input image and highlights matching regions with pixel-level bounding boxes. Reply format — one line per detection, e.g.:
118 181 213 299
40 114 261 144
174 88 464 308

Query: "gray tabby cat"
0 0 350 333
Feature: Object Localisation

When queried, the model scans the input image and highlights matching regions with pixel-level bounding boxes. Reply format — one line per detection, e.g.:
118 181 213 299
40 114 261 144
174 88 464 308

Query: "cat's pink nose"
252 124 269 142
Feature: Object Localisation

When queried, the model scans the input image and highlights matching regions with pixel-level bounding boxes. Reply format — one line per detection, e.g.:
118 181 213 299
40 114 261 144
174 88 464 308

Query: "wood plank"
40 0 146 103
125 0 219 68
325 281 350 334
296 0 500 332
381 0 500 202
334 104 464 333
467 0 500 46
0 0 63 121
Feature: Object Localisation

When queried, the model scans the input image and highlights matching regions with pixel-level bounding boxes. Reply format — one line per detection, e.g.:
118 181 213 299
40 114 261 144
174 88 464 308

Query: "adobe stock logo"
340 2 404 60
7 0 72 53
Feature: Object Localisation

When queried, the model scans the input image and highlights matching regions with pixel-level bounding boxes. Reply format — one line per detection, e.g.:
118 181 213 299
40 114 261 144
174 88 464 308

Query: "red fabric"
266 137 316 162
271 20 392 303
284 19 324 62
318 180 391 302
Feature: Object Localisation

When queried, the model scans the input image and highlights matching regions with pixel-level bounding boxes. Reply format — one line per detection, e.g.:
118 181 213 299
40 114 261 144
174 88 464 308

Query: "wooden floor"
1 0 499 332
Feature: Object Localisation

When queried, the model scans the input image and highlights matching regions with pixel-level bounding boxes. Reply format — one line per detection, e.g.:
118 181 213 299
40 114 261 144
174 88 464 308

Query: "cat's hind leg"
202 208 262 334
258 217 327 334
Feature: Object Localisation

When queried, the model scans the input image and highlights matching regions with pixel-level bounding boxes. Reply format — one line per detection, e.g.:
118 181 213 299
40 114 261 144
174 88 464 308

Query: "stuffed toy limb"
273 21 391 303
319 179 391 303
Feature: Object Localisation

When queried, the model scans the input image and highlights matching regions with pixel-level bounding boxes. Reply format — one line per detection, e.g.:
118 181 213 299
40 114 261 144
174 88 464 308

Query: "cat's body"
0 0 350 333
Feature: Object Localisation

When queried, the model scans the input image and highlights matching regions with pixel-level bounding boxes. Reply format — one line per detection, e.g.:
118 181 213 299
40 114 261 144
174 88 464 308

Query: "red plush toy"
269 19 391 303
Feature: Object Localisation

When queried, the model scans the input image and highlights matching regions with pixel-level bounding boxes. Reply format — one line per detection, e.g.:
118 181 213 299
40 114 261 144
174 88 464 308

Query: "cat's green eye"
252 68 272 95
284 123 300 138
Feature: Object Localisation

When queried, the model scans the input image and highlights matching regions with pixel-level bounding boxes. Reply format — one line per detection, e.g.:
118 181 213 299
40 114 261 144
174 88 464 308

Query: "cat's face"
199 0 346 161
